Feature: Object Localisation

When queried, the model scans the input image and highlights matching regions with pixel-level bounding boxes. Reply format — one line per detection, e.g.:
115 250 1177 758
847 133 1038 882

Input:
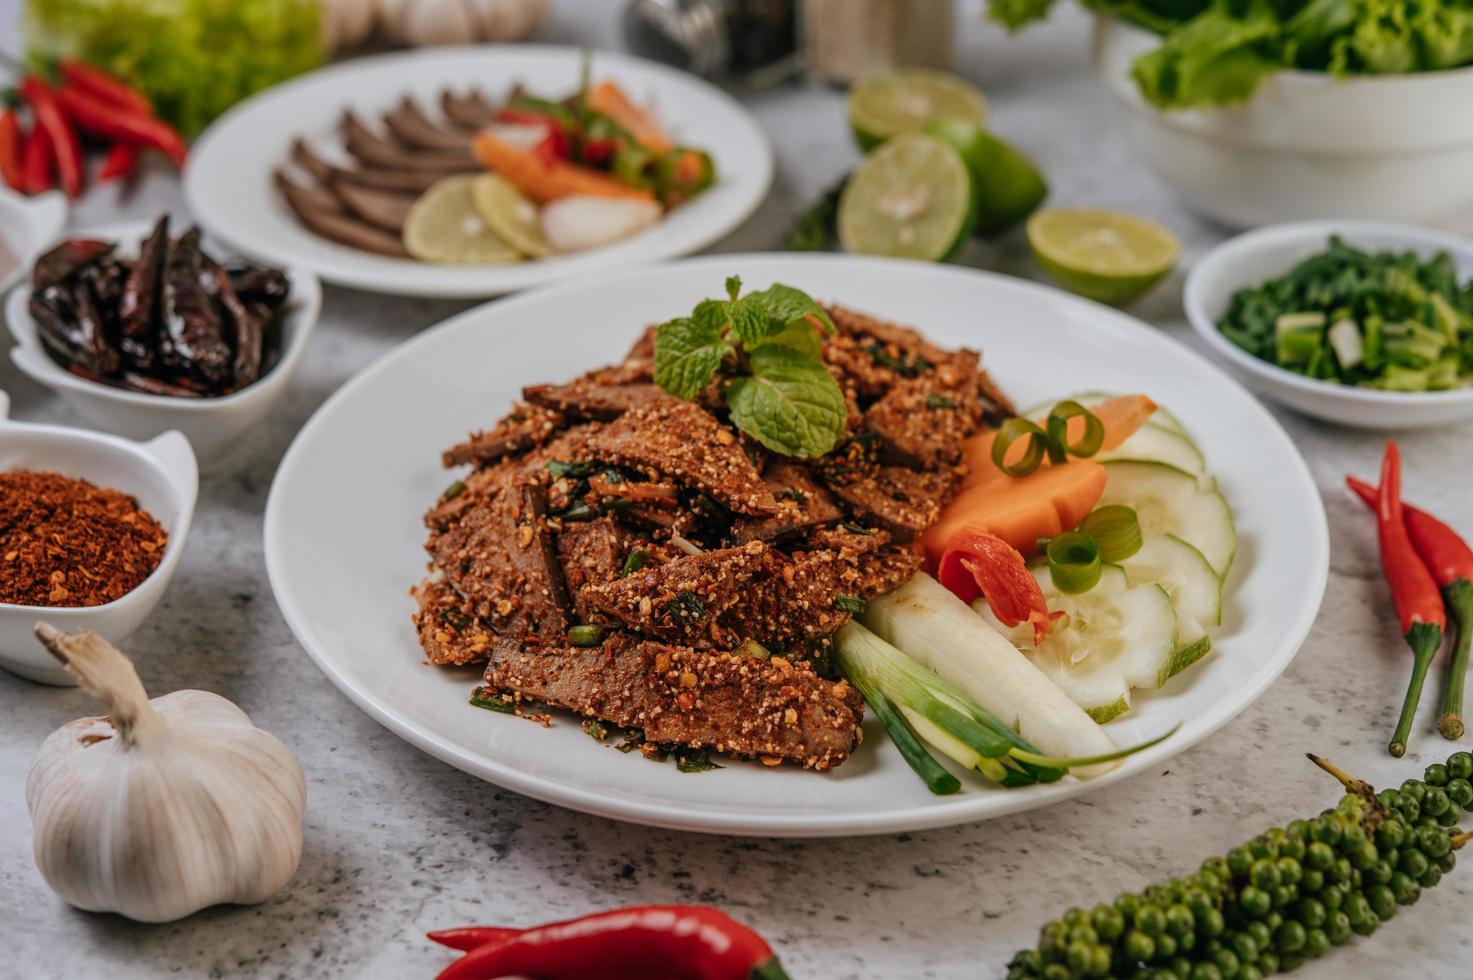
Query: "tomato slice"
937 529 1057 645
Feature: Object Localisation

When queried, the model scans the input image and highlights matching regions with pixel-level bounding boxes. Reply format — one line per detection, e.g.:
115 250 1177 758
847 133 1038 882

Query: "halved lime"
848 70 987 153
470 174 551 258
926 119 1047 235
1027 209 1179 305
837 134 977 263
403 175 522 264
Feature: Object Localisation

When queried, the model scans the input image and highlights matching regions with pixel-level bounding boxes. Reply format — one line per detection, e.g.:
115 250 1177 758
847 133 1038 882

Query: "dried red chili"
0 471 167 607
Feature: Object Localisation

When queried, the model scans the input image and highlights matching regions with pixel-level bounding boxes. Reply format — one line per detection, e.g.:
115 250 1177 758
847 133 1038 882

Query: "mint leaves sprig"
653 277 847 458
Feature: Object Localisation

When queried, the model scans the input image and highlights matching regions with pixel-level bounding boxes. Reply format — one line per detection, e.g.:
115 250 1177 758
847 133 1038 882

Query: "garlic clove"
27 625 307 923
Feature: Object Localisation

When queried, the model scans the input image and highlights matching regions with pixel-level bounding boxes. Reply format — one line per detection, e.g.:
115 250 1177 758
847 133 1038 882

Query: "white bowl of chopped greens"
1184 221 1473 428
1092 16 1473 228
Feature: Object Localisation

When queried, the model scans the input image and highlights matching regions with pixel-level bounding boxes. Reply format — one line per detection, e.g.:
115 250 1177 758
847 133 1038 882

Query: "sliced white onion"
479 122 550 153
538 196 663 253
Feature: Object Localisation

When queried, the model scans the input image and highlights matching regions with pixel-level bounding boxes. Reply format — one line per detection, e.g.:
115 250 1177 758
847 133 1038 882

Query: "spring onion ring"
1079 505 1143 562
1045 400 1105 463
990 418 1049 477
990 401 1104 477
1046 531 1102 594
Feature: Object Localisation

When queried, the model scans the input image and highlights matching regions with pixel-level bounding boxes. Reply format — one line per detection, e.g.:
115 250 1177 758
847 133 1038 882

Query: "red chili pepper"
425 927 521 952
51 85 187 169
59 60 152 116
1347 473 1473 740
434 905 789 980
0 109 23 191
96 141 140 182
937 529 1059 645
582 137 619 167
21 124 53 194
1369 442 1447 758
20 77 83 197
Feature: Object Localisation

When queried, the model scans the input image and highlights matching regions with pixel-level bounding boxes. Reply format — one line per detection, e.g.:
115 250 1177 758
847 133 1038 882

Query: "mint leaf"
725 275 742 301
725 345 847 457
654 315 727 399
726 295 771 348
763 317 824 357
748 283 835 336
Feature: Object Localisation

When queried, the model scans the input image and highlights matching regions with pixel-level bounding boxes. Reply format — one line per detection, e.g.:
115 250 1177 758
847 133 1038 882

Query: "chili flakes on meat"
1 470 168 607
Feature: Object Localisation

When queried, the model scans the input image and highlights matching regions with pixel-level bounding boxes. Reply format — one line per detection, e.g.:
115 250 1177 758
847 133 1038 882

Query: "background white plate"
184 46 772 298
264 255 1329 837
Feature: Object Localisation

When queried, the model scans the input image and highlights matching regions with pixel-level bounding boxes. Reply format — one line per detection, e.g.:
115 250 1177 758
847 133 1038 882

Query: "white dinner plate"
264 255 1329 837
184 46 772 298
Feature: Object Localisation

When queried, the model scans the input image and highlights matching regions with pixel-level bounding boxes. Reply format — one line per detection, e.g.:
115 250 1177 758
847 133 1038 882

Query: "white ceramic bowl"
1185 220 1473 428
6 220 322 473
0 189 67 293
1094 16 1473 228
0 390 198 685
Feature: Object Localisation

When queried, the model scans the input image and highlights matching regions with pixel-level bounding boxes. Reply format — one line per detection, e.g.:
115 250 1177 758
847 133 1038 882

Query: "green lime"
1027 208 1179 305
470 174 551 258
837 133 977 263
404 175 522 264
848 70 987 152
926 118 1047 235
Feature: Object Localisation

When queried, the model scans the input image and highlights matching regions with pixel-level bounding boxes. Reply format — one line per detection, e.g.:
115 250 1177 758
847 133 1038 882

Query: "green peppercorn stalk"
1008 750 1473 980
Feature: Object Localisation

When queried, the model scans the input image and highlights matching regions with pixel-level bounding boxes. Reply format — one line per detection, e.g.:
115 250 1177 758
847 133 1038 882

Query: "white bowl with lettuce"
1088 9 1473 228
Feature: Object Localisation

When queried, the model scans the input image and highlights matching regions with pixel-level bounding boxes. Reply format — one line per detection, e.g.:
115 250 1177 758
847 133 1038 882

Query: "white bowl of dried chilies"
5 218 322 473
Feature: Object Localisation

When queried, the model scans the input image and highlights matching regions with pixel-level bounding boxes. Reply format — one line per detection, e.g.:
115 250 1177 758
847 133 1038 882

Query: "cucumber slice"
1097 461 1236 576
976 564 1179 722
1170 617 1212 677
1098 426 1206 480
1123 534 1222 627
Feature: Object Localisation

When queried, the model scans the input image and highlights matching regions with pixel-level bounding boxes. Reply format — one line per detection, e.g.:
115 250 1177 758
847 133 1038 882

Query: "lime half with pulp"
1027 209 1179 305
848 70 987 153
404 175 522 264
926 119 1047 235
837 134 977 263
471 174 551 258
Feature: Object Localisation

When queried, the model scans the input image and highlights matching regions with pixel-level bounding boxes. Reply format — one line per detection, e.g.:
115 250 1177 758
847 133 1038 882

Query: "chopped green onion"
598 496 631 512
1046 531 1102 594
1327 318 1364 370
547 460 593 479
833 594 867 614
470 687 515 713
621 548 650 577
1044 400 1104 462
443 480 467 500
667 591 705 624
848 673 960 795
582 719 609 741
615 731 645 753
560 502 596 522
1079 505 1143 563
840 521 873 535
734 638 771 659
926 393 957 410
674 746 723 773
991 417 1049 477
567 624 607 647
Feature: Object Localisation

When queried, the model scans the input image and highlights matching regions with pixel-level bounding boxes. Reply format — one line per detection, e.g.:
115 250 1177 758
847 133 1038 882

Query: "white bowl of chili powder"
0 390 198 685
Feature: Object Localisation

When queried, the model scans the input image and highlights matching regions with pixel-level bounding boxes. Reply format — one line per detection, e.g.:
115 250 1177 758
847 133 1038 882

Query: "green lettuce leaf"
27 0 322 136
1131 0 1283 108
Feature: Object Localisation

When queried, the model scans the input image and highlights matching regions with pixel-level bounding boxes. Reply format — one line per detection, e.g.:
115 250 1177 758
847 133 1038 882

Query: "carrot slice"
961 394 1157 490
586 80 673 155
472 132 655 204
920 461 1108 568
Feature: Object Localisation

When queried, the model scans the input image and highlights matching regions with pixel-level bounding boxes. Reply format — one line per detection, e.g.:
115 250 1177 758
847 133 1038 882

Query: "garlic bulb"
26 624 307 924
372 0 548 48
322 0 379 53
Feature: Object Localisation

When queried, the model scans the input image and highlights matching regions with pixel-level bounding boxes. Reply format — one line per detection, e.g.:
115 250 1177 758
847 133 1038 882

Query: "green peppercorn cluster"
1007 750 1473 980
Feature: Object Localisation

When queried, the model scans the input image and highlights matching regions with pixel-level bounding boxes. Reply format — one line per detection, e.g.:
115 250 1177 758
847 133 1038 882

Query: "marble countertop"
4 3 1473 977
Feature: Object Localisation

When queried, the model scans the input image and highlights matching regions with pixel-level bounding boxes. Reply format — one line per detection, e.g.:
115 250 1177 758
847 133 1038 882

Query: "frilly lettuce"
25 0 323 136
987 0 1473 109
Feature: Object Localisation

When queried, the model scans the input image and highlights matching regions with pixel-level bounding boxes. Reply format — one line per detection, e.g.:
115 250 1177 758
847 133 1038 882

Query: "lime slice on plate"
471 174 552 258
848 70 987 152
837 134 977 263
1027 208 1179 305
403 175 522 264
926 119 1047 235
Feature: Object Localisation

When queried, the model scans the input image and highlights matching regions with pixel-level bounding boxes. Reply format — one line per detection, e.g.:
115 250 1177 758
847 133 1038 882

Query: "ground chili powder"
0 470 168 607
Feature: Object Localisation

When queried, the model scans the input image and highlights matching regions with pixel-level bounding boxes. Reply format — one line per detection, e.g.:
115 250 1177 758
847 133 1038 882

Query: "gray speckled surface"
4 3 1473 977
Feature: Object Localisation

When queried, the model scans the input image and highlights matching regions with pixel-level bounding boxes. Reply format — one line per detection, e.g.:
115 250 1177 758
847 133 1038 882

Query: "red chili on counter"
59 60 153 116
0 471 168 607
19 77 83 198
1369 441 1447 758
432 905 790 980
51 84 188 169
0 109 23 191
1347 473 1473 741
